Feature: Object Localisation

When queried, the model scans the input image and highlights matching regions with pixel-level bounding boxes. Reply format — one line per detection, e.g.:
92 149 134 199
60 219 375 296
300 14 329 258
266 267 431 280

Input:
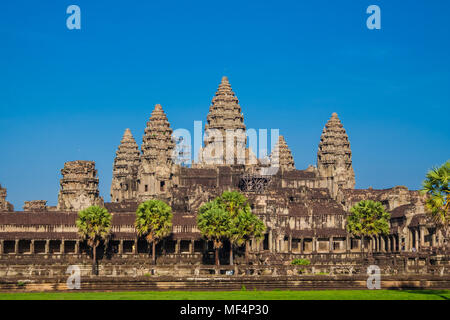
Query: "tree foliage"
76 205 112 275
197 203 232 266
135 199 173 264
197 191 266 266
421 160 450 250
346 200 390 253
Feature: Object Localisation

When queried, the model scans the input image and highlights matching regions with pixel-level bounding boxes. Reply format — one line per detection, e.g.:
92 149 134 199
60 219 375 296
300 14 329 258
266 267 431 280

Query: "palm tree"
421 160 450 253
197 203 232 266
346 200 390 255
234 209 266 264
135 199 173 265
76 205 112 275
216 191 251 265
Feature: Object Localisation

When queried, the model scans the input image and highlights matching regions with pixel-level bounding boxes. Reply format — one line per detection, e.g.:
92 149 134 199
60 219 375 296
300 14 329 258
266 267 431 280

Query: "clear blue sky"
1 0 449 209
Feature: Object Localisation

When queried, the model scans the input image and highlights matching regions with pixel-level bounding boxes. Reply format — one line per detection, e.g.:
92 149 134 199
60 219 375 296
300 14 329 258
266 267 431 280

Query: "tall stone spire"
111 128 141 203
317 112 355 189
138 104 175 199
141 104 175 166
199 76 248 166
205 76 246 133
270 135 295 170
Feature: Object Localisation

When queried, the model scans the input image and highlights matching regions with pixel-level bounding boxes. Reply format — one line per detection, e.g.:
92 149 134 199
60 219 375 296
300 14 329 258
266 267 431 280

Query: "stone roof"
390 204 414 218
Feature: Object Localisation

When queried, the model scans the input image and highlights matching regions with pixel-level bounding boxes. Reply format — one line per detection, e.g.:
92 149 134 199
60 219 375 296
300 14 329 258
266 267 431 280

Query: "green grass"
0 290 449 300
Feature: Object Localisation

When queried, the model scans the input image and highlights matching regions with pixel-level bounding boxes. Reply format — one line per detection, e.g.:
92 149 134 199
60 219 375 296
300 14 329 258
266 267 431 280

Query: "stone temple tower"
57 161 104 211
317 113 355 190
0 184 13 211
111 128 141 203
198 76 256 166
137 104 175 199
270 135 295 170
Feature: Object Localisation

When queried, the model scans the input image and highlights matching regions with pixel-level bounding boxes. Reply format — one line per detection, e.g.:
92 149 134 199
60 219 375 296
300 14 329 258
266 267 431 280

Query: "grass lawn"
0 290 449 300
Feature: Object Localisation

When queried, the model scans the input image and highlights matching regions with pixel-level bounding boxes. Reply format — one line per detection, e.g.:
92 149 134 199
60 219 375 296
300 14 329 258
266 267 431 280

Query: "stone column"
14 239 19 254
346 235 350 253
329 237 333 253
75 240 80 254
119 240 123 254
45 240 50 254
300 238 304 254
432 232 437 247
420 226 425 247
30 240 35 254
415 229 419 250
268 230 273 253
438 230 443 246
176 240 180 254
0 240 3 255
288 235 292 253
133 238 137 254
60 240 65 254
406 230 410 251
190 240 194 254
387 237 391 252
408 230 413 251
312 236 317 253
380 236 385 252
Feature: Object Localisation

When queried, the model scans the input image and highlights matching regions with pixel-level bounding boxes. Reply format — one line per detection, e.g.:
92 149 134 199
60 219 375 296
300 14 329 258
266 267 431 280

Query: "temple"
0 76 446 276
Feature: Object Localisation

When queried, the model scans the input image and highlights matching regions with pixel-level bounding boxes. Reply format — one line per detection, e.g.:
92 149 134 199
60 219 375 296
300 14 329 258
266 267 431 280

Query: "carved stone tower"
0 184 14 211
198 76 256 166
137 104 175 199
317 113 355 190
57 161 104 211
270 135 295 170
111 128 141 203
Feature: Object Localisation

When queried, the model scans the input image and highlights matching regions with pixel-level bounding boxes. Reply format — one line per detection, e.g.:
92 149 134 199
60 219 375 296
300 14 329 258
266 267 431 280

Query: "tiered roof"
317 113 355 188
141 104 175 165
271 135 295 170
205 76 246 134
200 76 248 165
112 128 140 178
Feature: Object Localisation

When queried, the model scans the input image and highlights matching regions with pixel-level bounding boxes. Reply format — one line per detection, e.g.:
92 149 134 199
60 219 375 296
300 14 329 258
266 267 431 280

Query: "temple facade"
0 76 446 272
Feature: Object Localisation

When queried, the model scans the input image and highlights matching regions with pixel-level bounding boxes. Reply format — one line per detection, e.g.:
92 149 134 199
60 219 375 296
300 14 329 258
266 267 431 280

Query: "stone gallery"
0 77 446 277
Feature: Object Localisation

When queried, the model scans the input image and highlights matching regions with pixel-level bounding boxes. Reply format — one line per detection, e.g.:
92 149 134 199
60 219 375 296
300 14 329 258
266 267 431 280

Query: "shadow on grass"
400 289 450 300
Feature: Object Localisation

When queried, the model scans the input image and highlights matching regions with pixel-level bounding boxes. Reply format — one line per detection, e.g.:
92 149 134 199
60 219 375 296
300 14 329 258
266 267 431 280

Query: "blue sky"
0 0 449 209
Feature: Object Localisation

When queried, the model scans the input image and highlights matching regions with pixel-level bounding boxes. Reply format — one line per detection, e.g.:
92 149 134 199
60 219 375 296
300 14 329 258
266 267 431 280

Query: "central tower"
198 76 256 166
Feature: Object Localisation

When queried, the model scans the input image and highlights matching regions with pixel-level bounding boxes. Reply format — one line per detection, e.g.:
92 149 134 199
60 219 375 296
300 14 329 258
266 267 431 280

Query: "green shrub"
291 258 311 266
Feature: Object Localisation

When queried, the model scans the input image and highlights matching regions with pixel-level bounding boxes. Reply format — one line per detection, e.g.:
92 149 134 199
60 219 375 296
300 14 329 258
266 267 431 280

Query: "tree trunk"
229 243 233 266
152 241 156 265
361 235 365 255
92 244 97 276
245 241 249 265
215 247 220 266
